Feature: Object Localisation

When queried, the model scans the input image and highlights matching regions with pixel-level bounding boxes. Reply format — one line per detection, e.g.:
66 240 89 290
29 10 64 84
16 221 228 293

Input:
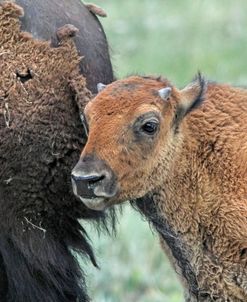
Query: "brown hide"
76 75 247 301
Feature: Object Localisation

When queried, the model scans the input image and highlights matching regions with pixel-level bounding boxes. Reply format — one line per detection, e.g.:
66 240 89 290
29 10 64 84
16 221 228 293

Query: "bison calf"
72 74 247 301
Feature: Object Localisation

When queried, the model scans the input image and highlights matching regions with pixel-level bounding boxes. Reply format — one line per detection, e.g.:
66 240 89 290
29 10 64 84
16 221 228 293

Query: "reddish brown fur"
80 75 247 301
83 77 177 202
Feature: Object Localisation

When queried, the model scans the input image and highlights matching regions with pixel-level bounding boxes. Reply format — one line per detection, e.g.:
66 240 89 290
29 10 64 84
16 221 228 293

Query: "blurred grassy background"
80 0 247 301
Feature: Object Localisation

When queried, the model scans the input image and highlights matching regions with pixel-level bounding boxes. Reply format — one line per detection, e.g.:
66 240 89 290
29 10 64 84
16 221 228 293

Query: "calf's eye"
141 121 158 135
134 112 160 138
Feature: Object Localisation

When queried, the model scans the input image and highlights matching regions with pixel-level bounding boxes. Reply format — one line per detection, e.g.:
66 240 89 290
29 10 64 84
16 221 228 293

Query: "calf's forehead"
85 76 171 119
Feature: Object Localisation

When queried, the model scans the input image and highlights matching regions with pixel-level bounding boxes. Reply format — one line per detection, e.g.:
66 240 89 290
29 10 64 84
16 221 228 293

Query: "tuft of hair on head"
56 24 79 41
1 2 24 18
85 3 107 17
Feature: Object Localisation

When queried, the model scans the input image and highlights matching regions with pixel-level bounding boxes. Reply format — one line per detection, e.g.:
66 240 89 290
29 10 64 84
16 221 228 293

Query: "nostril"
71 173 105 185
87 175 105 190
71 174 82 182
88 175 105 185
71 172 106 198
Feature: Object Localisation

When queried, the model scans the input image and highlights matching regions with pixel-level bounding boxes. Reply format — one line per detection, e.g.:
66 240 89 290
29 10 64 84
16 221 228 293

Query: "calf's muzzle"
71 155 118 210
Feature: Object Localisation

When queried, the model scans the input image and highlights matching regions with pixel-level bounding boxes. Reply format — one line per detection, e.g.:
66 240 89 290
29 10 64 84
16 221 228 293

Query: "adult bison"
72 74 247 301
0 1 114 302
16 0 113 93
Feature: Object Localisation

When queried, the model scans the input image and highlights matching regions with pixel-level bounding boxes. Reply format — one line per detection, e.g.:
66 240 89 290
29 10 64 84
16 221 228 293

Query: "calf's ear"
179 73 206 115
173 73 206 128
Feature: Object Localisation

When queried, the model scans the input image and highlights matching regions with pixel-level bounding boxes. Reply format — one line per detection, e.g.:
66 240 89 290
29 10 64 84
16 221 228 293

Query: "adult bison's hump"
0 2 98 228
16 0 113 93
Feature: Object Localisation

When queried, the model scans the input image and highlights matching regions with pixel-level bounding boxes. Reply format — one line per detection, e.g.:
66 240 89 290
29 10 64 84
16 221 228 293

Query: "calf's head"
72 75 206 210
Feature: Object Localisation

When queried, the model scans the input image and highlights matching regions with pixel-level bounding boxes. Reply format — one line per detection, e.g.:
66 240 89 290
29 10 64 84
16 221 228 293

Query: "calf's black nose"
71 155 118 203
71 173 105 199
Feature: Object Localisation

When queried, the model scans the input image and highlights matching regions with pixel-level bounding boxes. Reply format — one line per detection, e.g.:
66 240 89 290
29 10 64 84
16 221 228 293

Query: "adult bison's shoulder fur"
0 2 115 302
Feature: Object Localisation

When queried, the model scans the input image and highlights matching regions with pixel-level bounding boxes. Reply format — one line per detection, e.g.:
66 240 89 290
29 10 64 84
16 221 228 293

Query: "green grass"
80 0 247 301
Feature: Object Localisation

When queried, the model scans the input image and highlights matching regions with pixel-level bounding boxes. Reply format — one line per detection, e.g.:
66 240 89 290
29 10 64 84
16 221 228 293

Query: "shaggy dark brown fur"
15 0 114 93
73 74 247 301
0 2 114 302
